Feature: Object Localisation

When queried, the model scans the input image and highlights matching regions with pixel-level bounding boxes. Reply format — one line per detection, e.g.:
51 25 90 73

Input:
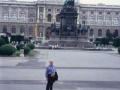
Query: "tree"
106 31 113 41
113 31 118 38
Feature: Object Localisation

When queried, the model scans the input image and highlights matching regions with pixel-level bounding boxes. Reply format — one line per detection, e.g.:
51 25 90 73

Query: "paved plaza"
0 49 120 90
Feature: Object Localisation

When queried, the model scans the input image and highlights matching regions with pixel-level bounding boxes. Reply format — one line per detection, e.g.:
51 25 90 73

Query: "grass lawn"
11 50 37 57
26 50 37 57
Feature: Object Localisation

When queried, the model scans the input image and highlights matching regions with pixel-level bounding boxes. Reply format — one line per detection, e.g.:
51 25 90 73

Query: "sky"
17 0 120 5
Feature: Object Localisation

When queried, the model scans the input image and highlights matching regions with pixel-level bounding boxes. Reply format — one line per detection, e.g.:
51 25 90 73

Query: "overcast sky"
17 0 120 5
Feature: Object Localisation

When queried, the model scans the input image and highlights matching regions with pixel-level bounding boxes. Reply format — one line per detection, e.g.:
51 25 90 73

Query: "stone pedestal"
20 49 24 57
49 36 95 48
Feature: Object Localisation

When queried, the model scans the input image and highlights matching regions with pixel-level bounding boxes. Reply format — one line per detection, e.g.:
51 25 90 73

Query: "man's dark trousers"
46 74 54 90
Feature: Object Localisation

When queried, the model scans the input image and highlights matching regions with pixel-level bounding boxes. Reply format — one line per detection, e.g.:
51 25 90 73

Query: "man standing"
45 60 57 90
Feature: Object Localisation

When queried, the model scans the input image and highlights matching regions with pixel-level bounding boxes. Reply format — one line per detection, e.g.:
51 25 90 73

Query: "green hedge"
113 37 120 47
1 36 9 44
93 41 100 46
0 44 16 56
16 43 24 50
10 35 24 43
94 37 109 46
27 43 35 50
23 46 31 54
118 47 120 54
0 38 6 47
101 37 109 46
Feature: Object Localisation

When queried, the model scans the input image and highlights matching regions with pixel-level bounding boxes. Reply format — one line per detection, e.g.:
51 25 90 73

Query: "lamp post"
93 32 95 42
8 36 11 43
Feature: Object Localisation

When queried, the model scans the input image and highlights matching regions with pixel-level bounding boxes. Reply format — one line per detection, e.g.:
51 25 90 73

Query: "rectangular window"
30 18 34 22
48 9 51 12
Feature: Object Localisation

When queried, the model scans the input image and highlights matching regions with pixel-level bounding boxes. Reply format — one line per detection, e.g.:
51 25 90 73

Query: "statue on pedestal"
51 22 60 35
77 21 90 36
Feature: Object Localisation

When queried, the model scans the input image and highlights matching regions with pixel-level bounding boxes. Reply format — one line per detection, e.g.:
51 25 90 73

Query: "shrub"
16 44 24 50
33 40 42 44
0 44 16 56
23 46 31 54
0 38 6 47
27 43 35 50
118 47 120 54
14 51 20 57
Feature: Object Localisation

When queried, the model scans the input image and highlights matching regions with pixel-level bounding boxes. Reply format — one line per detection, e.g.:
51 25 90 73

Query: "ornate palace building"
0 0 120 40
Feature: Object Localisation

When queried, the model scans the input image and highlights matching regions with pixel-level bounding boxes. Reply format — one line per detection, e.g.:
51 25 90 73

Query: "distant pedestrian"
45 60 58 90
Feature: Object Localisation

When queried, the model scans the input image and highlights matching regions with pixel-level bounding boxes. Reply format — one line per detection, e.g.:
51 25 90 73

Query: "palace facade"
0 0 120 40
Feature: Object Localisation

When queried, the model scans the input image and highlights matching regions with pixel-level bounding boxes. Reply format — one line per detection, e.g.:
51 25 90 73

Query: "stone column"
96 10 97 25
9 6 11 22
77 8 81 24
37 6 39 23
53 8 56 23
111 11 114 26
43 7 46 23
42 25 46 43
103 10 106 26
87 10 89 25
27 7 28 23
18 6 19 22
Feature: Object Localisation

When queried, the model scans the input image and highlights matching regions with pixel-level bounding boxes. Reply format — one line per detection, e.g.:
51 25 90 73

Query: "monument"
49 0 94 48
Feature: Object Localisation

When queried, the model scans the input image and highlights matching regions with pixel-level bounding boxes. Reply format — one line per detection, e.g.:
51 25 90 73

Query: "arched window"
3 25 7 33
56 14 60 22
98 29 102 36
106 29 110 33
114 30 118 37
89 29 94 36
20 13 26 22
114 17 119 25
47 14 52 22
29 26 33 35
3 12 8 21
20 26 25 34
12 26 16 33
12 13 17 22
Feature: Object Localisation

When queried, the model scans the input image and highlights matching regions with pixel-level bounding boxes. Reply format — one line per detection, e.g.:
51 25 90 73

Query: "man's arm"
45 67 48 80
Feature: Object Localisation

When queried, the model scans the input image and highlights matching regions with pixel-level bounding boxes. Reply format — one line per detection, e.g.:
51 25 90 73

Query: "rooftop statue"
61 0 75 12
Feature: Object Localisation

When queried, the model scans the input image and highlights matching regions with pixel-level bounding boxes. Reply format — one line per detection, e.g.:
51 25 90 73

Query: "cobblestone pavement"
0 49 120 90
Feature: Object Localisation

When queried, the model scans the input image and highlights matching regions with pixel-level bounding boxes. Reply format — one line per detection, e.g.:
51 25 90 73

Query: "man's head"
49 60 53 66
